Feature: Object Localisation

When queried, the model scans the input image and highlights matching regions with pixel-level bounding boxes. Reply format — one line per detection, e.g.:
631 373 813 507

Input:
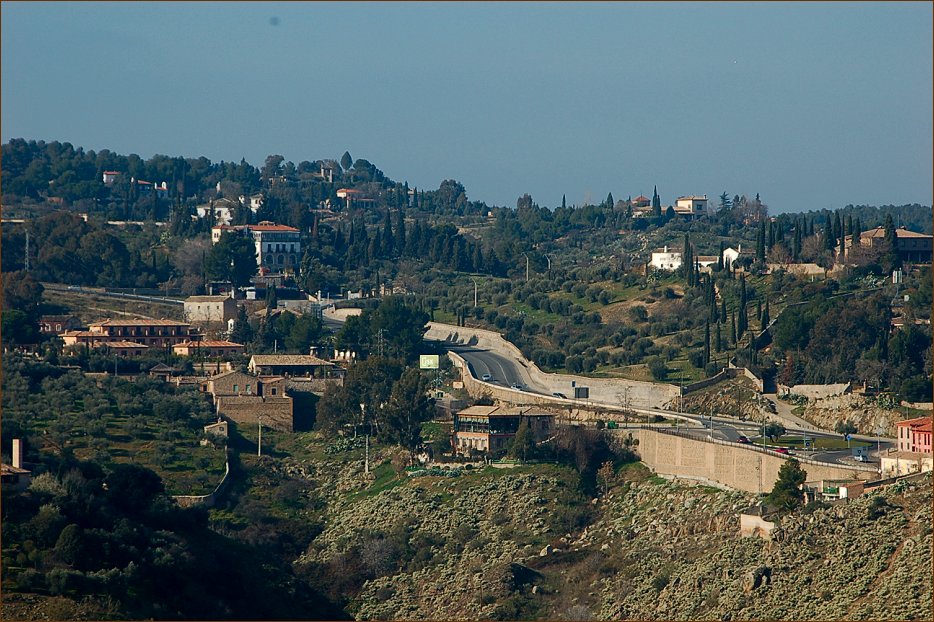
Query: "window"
246 383 251 394
233 384 239 392
271 387 277 396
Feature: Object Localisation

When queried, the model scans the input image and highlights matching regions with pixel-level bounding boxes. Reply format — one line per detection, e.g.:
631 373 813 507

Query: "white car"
510 383 523 391
481 374 493 382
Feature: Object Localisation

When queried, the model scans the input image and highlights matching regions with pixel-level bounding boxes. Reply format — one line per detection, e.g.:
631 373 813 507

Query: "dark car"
552 392 567 399
736 435 750 444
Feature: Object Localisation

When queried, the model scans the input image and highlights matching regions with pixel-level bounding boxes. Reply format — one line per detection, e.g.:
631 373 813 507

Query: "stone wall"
215 396 294 432
683 367 763 396
778 383 851 400
286 377 343 395
631 428 876 494
172 450 231 508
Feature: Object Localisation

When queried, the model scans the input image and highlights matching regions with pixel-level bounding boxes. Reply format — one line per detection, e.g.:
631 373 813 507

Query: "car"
481 374 493 382
854 455 870 462
736 435 750 444
510 383 523 391
552 392 567 399
773 447 790 454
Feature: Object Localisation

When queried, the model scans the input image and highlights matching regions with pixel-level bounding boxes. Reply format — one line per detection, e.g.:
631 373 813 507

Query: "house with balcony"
62 318 193 348
452 405 555 455
212 221 302 273
674 195 708 219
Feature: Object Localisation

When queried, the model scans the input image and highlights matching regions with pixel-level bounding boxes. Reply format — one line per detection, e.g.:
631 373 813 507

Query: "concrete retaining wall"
778 383 851 400
631 428 876 494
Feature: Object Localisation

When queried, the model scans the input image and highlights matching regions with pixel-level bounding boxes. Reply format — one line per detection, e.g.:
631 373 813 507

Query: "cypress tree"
562 194 566 209
756 298 762 322
824 213 835 250
715 321 722 352
717 242 725 271
730 312 737 345
704 321 710 364
652 186 661 219
720 299 727 324
833 211 842 242
761 297 770 330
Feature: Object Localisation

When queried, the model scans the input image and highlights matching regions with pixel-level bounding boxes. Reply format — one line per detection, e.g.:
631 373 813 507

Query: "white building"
102 171 121 185
650 245 683 271
722 245 745 269
212 221 302 272
184 294 238 324
674 195 708 219
239 193 264 211
196 198 240 225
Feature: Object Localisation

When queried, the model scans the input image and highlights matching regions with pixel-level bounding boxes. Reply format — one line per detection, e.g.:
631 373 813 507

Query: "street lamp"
360 403 370 474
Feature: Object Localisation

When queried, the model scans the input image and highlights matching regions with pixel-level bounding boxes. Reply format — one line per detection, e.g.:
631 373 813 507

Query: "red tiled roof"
173 340 243 348
896 416 933 430
91 319 190 327
107 340 151 349
103 171 121 175
861 227 932 240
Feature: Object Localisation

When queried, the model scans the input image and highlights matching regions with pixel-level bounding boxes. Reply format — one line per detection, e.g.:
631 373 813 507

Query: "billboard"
419 354 440 369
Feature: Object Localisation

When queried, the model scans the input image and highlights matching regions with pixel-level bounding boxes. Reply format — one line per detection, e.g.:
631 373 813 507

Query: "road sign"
419 354 440 369
574 386 589 399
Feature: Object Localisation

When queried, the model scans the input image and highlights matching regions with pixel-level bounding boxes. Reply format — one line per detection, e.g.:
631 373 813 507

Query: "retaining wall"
778 383 851 400
630 428 876 494
172 450 231 508
682 367 763 395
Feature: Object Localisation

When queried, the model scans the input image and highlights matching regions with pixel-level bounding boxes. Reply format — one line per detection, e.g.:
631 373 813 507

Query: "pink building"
896 416 933 454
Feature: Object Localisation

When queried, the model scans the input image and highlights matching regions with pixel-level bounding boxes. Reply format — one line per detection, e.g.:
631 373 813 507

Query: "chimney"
12 439 23 469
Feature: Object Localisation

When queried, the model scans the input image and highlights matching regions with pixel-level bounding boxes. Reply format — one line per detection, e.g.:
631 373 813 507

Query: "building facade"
650 246 683 271
62 319 193 348
172 340 244 357
846 227 933 263
452 406 555 455
184 295 238 324
248 354 341 377
896 416 933 454
674 195 708 219
212 221 302 272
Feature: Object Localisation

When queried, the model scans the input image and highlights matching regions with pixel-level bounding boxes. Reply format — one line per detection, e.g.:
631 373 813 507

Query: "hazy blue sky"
2 2 931 213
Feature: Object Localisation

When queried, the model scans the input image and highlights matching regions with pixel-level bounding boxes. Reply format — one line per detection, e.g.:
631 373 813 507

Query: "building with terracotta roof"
39 315 81 335
248 354 342 377
62 318 193 348
102 171 122 185
173 340 245 357
674 195 708 219
211 221 302 272
336 188 377 210
896 416 933 454
453 405 555 455
845 227 933 263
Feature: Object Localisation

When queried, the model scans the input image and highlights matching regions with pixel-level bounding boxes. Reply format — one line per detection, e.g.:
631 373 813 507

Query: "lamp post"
360 403 369 474
472 277 479 307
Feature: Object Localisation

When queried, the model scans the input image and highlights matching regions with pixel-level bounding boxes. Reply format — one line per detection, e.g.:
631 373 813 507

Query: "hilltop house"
674 195 708 220
845 227 933 264
722 245 745 269
248 354 343 378
650 246 682 271
452 405 555 455
211 221 302 272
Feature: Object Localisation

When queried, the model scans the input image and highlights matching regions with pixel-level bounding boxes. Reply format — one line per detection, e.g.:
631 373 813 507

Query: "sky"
2 2 932 213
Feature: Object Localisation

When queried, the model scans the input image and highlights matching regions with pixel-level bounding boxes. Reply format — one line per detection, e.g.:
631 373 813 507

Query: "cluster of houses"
54 317 243 358
648 226 932 274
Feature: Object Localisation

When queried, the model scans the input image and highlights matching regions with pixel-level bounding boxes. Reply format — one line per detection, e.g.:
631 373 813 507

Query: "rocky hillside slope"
294 444 931 621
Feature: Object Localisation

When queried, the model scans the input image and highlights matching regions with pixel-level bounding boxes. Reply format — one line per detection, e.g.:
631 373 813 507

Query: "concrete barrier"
630 427 876 494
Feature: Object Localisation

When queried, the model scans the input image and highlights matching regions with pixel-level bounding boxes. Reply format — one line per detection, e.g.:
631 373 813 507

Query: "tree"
651 185 661 219
834 420 858 436
763 421 786 443
204 232 258 287
718 191 732 212
597 460 615 496
229 305 254 345
382 369 434 463
508 418 537 461
340 151 353 172
761 298 770 330
715 321 722 353
647 356 667 381
265 284 278 311
767 458 807 511
703 321 711 364
3 271 44 313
